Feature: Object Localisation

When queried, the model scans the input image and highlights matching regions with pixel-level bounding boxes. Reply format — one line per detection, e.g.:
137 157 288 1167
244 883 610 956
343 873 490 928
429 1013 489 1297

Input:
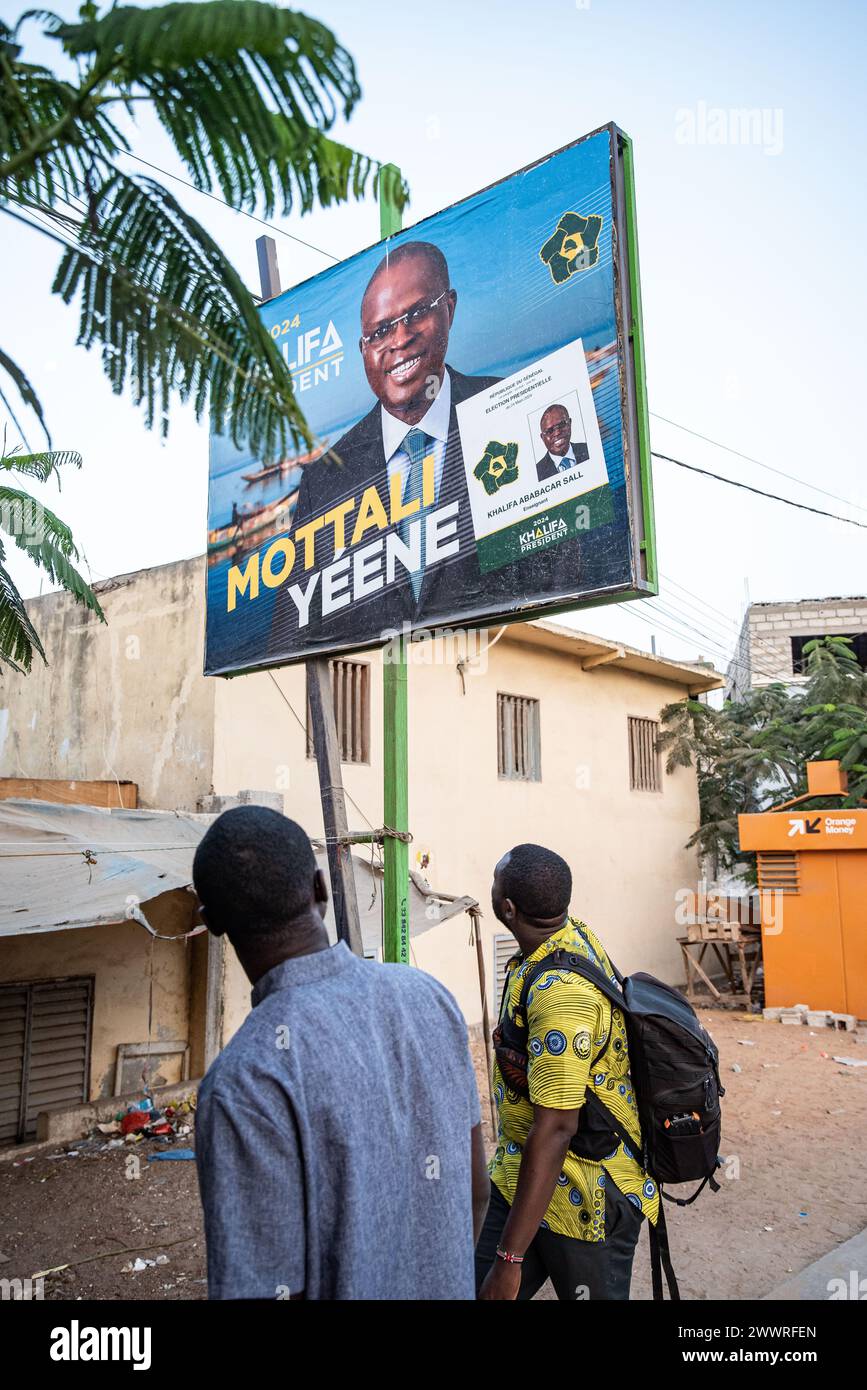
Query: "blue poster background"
206 127 629 674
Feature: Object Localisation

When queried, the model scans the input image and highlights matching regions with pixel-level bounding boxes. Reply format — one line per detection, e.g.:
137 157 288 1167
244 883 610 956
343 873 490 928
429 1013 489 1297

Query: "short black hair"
193 806 317 940
362 239 450 313
499 843 572 919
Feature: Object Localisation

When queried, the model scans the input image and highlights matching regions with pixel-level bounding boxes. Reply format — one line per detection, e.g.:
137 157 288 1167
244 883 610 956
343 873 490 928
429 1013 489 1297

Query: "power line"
266 670 379 839
122 152 341 264
617 580 790 685
658 572 790 674
17 170 867 535
661 572 745 632
642 598 786 684
653 597 789 683
2 202 81 255
651 451 867 531
636 601 768 682
644 602 742 676
651 412 867 517
617 601 765 686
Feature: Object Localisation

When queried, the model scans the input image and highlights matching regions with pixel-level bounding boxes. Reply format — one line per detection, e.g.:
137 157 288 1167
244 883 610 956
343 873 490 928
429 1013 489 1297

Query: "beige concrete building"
726 596 867 700
0 555 721 1136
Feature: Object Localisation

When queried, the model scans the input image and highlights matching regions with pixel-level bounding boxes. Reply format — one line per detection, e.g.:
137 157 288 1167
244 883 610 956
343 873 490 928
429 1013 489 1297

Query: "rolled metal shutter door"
25 980 93 1137
0 986 28 1145
0 978 93 1143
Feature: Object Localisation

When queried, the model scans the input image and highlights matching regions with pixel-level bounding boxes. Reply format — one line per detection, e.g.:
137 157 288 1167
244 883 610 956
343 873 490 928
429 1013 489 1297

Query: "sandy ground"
1 1011 865 1301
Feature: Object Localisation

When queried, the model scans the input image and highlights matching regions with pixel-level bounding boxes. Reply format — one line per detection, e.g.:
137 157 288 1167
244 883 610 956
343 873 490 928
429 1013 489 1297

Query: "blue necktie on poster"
400 429 435 600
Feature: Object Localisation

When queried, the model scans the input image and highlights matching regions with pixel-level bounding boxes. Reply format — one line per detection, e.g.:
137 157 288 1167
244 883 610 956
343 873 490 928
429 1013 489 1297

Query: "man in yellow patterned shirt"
476 843 659 1300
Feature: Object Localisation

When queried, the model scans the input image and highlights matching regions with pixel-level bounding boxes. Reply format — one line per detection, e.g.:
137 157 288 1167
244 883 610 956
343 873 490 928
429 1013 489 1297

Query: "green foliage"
0 444 103 671
0 2 408 458
659 636 867 876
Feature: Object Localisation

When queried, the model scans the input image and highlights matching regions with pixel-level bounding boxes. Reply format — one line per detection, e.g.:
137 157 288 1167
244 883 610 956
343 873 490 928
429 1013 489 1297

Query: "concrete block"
237 789 285 814
36 1077 201 1144
806 1010 833 1028
780 1013 806 1025
197 793 240 814
762 1007 784 1021
832 1014 857 1032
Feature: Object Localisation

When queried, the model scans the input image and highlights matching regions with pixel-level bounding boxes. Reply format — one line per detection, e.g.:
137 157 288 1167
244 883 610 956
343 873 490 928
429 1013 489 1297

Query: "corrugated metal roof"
0 800 473 947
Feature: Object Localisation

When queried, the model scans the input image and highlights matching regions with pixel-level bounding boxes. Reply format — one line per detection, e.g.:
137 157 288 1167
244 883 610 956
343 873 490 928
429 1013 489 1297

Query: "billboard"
205 123 655 675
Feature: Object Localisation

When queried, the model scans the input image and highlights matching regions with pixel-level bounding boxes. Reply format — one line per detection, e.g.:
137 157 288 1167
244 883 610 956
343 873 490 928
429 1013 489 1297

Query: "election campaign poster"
205 123 655 675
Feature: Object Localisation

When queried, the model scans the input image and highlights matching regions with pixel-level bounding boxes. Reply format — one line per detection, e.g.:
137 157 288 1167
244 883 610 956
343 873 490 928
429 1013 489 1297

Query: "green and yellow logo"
473 440 519 495
540 211 603 284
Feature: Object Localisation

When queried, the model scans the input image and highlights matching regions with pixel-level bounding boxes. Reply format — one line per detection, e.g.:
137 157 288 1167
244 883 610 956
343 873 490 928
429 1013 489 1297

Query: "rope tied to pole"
380 826 413 843
332 826 413 847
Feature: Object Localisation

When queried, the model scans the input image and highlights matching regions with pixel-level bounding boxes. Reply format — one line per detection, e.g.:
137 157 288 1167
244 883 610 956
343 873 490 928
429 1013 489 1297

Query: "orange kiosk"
738 761 867 1019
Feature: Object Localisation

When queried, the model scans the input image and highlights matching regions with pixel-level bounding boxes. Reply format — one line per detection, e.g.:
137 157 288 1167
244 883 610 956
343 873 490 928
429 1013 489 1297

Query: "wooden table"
679 922 762 1008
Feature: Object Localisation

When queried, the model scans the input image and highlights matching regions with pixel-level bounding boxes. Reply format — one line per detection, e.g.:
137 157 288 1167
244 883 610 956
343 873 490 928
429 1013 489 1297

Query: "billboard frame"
206 121 657 676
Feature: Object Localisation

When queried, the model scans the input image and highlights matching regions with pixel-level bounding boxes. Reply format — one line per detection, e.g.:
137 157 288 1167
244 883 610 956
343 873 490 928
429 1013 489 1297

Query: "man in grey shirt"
193 805 488 1300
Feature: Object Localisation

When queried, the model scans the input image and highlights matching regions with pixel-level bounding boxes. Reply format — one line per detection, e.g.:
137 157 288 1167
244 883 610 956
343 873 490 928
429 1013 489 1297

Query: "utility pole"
256 234 363 957
378 165 410 966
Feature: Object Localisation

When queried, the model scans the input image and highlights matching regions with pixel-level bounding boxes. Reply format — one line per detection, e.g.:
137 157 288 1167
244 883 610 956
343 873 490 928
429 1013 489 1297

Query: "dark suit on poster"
536 441 590 482
267 385 634 665
267 366 499 660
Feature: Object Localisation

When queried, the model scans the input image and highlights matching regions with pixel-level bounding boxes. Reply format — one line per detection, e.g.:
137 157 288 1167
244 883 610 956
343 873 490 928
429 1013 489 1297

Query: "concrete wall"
725 609 752 702
2 553 705 1040
0 558 214 811
730 597 867 695
213 629 702 1026
0 891 195 1101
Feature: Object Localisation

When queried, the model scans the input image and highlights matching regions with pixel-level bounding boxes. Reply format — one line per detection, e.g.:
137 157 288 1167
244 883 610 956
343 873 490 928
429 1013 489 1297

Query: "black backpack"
492 933 725 1300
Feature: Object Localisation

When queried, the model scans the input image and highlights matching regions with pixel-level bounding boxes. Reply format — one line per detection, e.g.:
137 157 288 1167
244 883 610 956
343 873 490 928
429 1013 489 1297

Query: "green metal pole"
619 133 657 594
379 164 410 965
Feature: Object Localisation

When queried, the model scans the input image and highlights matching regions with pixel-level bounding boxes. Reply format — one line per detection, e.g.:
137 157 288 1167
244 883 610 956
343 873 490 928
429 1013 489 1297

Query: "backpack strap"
516 946 626 1017
497 953 522 1022
514 933 686 1303
588 1091 680 1302
515 949 632 1110
573 920 626 987
662 1164 722 1207
583 1090 642 1160
541 948 628 1014
515 945 682 1301
649 1200 681 1301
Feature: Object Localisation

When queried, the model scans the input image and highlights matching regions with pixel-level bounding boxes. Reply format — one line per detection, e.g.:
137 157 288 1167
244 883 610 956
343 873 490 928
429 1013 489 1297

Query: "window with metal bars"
628 716 661 792
497 693 541 781
307 660 370 764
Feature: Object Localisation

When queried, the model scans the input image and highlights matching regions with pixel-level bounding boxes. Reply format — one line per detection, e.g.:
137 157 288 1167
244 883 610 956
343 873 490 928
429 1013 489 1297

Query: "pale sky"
2 0 865 681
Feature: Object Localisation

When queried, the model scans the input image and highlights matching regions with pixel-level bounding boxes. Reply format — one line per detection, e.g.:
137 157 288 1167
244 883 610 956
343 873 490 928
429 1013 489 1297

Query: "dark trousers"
475 1180 644 1301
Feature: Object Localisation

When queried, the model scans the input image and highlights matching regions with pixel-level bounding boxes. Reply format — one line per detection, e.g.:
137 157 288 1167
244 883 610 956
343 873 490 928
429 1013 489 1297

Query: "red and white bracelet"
495 1247 524 1264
